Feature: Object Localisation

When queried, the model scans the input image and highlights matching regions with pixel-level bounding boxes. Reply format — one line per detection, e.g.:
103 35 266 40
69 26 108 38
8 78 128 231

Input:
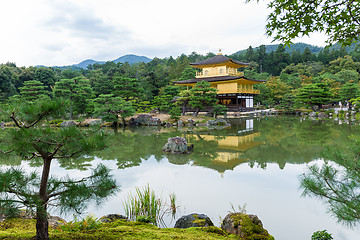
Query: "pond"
5 116 360 240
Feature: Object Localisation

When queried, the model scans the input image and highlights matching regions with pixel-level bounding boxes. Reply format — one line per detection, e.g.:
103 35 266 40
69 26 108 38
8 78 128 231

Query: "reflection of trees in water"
43 117 360 174
300 136 360 226
244 117 359 169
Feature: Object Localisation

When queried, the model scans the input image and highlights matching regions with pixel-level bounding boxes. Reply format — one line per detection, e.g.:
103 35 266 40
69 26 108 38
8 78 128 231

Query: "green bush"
46 119 64 125
311 230 333 240
57 215 102 232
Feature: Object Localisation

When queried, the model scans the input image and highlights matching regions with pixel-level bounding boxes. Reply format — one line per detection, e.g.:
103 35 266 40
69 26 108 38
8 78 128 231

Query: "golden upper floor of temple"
190 53 249 79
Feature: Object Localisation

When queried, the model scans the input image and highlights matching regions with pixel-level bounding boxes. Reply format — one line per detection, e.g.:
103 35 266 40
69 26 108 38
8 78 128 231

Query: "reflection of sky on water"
9 117 360 240
19 156 359 240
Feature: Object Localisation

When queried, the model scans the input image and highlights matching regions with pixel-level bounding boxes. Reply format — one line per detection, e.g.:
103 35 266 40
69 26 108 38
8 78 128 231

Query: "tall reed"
123 184 177 227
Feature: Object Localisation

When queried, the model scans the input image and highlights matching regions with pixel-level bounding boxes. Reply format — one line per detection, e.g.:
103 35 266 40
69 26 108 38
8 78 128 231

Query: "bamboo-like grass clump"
123 185 177 227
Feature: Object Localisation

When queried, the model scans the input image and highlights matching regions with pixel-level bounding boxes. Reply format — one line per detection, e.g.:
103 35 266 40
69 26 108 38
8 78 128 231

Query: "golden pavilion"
174 51 264 111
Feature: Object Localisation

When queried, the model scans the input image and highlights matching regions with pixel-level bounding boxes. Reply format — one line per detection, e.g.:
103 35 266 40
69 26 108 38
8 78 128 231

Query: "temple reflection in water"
187 119 264 172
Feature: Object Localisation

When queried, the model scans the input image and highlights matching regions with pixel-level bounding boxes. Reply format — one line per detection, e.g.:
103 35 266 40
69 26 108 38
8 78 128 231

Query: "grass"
0 218 236 239
123 184 177 227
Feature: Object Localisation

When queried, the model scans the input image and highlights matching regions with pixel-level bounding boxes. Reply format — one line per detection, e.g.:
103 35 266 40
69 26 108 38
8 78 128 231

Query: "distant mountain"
113 54 152 64
233 43 323 56
76 59 105 69
232 41 359 56
70 54 152 69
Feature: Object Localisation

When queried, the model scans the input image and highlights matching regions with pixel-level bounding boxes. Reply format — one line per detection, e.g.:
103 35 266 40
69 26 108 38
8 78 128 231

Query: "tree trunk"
311 104 317 112
36 157 52 240
36 209 49 240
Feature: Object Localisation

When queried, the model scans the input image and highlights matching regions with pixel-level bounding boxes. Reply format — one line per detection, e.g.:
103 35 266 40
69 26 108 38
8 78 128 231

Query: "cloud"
44 1 130 41
0 0 329 66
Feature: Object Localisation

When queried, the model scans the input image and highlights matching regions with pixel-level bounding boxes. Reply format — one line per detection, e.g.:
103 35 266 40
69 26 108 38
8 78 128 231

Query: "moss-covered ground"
0 219 238 240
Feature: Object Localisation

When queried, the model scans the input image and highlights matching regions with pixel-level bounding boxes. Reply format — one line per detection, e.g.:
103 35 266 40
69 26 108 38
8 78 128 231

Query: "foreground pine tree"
0 99 118 240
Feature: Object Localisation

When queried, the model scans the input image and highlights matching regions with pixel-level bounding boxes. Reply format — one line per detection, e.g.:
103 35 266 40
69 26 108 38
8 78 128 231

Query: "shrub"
57 215 102 232
311 230 333 240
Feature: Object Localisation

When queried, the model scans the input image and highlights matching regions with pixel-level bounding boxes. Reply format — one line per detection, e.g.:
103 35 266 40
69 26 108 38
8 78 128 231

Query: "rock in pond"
162 137 190 154
129 114 161 126
60 121 77 127
221 212 274 239
174 213 214 228
309 112 317 117
318 112 327 119
206 118 229 126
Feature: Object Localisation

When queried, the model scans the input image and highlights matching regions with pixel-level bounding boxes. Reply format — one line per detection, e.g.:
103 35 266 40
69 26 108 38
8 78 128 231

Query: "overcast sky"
0 0 328 67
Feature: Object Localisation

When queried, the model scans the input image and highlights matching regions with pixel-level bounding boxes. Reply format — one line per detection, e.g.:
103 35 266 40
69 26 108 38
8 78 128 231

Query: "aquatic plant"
123 185 178 227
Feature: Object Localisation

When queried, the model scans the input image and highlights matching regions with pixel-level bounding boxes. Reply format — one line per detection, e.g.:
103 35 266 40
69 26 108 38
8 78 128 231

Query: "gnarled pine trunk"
36 157 51 240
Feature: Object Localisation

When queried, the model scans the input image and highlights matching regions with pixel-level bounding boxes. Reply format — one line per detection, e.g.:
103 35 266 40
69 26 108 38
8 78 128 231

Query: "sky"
0 0 329 67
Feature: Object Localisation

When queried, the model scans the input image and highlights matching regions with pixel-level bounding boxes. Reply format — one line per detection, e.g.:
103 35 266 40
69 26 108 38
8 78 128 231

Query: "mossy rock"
174 213 214 228
221 213 274 240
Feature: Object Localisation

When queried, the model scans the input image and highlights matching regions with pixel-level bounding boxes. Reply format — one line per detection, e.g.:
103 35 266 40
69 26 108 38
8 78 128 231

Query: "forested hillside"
0 43 360 120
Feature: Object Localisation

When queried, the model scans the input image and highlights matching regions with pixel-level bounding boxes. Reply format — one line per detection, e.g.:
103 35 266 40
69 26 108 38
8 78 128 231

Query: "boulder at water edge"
60 121 77 127
162 137 190 154
174 213 214 228
100 214 128 223
221 212 274 239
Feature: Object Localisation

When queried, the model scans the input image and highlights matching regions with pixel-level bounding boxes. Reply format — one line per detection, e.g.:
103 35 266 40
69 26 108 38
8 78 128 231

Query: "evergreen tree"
33 67 57 91
175 89 192 115
302 47 315 62
0 99 117 240
53 77 94 118
296 82 332 111
113 76 143 101
178 66 196 81
0 65 17 100
291 50 302 64
93 94 135 126
256 45 267 73
88 69 113 96
339 82 359 103
300 136 360 226
271 44 291 75
189 81 218 116
245 46 256 62
18 80 49 102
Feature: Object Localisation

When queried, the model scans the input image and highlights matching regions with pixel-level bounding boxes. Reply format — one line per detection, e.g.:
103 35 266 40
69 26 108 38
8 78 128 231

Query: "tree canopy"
300 135 360 227
248 0 360 46
0 100 118 240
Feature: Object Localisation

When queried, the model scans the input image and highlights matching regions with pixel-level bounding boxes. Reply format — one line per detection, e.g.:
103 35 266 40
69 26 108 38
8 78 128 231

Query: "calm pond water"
5 116 360 240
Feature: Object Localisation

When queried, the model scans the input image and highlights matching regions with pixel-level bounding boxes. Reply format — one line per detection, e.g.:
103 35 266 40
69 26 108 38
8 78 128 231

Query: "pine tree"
0 99 117 240
189 81 218 116
296 82 332 111
18 80 49 102
54 77 94 118
300 136 360 227
113 76 143 101
93 94 135 126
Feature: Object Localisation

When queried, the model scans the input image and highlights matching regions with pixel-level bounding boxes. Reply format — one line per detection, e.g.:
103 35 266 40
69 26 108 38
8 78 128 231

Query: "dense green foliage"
311 230 333 240
0 43 359 120
247 0 360 46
